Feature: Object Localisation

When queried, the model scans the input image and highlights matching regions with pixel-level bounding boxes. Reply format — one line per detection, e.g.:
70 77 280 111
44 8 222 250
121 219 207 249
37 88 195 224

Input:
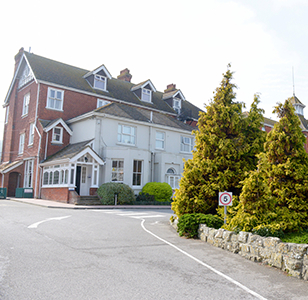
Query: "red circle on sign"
219 192 232 205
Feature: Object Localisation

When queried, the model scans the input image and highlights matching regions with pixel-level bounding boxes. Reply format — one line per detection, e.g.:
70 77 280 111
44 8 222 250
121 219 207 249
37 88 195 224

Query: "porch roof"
41 140 104 166
0 160 24 174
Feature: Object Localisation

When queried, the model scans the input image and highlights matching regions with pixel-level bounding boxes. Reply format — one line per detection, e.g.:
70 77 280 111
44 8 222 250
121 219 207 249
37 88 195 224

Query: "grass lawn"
280 231 308 244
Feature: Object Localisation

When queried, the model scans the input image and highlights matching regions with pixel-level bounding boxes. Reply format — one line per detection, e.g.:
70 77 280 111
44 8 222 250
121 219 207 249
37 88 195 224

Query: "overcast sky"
1 0 308 138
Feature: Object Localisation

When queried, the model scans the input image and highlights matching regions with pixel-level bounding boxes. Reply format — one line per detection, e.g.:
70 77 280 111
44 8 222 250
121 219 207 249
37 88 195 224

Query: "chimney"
117 68 132 82
164 84 176 93
14 47 24 73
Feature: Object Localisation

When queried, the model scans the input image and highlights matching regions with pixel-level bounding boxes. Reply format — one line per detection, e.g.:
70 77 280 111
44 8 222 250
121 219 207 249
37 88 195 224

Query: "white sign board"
219 192 232 206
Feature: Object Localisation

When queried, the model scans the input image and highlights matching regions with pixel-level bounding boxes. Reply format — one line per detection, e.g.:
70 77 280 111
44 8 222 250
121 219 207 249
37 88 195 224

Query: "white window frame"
181 136 194 153
173 98 181 114
132 160 143 186
5 106 9 124
141 88 152 102
97 98 110 108
52 127 63 144
117 124 136 145
94 75 107 91
111 159 124 182
22 93 30 116
42 164 70 187
46 87 64 111
29 123 34 145
166 168 180 189
24 160 34 188
155 131 165 150
18 133 25 155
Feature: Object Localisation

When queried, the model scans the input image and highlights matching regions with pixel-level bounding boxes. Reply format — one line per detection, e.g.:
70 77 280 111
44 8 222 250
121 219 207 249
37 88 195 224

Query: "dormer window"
173 98 181 114
94 75 106 91
131 80 157 104
142 88 151 102
52 127 63 144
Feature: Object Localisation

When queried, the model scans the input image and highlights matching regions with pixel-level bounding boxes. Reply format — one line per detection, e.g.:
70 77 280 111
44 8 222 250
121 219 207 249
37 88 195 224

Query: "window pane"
43 172 49 185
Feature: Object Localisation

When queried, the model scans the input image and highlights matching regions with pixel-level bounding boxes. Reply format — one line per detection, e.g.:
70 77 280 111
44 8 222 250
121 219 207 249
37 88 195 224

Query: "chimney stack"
164 83 176 93
14 47 24 73
117 68 132 82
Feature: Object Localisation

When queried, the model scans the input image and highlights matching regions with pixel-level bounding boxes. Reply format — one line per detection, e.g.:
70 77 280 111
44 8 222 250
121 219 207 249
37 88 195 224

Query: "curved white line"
140 219 267 300
28 215 71 229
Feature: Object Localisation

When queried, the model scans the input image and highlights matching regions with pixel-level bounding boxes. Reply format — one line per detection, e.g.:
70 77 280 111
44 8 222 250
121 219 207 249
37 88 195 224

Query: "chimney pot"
117 68 132 82
164 83 176 93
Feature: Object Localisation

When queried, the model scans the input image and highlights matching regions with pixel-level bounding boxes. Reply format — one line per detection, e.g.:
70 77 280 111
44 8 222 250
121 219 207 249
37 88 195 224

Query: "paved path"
6 197 171 209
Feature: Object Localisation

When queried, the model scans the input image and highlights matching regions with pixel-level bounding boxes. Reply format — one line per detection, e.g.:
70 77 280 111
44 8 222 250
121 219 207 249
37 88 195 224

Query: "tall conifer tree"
228 99 308 232
264 99 308 231
172 66 265 217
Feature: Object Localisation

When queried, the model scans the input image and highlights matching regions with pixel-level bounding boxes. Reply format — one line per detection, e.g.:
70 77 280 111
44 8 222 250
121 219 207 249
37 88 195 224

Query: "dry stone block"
238 231 250 243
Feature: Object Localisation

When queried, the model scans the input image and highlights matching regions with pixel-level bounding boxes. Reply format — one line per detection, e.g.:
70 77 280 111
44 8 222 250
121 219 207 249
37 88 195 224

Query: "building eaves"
96 102 194 131
42 140 93 163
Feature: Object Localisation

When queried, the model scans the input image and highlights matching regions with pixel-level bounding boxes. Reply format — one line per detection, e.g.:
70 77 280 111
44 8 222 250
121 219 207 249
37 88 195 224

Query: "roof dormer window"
142 88 151 102
173 98 181 114
94 75 106 91
131 80 156 104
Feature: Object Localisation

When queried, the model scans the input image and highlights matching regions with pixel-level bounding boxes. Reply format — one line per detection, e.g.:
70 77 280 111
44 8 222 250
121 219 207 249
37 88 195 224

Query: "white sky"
1 0 308 138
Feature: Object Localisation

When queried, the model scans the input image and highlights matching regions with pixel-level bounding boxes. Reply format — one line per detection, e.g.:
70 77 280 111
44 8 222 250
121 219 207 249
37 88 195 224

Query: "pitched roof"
94 102 195 131
41 139 104 164
21 51 201 119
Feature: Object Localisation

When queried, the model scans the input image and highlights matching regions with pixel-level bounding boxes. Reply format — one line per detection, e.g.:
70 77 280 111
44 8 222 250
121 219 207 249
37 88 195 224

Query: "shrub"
251 224 284 239
142 182 172 202
177 213 223 238
135 192 155 203
97 182 135 205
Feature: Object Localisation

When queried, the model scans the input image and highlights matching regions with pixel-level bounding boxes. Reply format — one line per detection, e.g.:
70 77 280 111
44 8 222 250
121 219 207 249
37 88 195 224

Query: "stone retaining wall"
198 224 308 281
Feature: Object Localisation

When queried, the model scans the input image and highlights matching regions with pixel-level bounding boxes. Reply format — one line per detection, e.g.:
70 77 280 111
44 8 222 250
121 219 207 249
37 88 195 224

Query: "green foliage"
228 99 308 233
281 229 308 244
135 192 155 202
177 213 223 238
142 182 173 202
172 66 265 217
252 224 284 239
97 182 135 205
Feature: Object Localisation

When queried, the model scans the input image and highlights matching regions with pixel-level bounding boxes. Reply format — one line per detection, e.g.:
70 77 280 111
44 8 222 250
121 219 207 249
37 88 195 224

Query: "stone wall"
198 224 308 281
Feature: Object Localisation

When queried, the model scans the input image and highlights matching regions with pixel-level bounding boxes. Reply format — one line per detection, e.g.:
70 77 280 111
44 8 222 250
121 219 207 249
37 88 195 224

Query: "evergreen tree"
172 66 265 217
226 152 276 232
228 99 308 233
264 99 308 232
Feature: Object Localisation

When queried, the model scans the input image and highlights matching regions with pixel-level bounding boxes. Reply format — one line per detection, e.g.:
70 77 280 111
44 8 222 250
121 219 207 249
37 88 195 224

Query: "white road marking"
28 215 71 229
118 212 148 216
140 219 268 300
131 215 164 219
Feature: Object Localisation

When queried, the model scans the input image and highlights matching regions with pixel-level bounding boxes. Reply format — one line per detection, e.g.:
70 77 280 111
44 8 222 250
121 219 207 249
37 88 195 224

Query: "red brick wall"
36 84 100 122
41 187 69 202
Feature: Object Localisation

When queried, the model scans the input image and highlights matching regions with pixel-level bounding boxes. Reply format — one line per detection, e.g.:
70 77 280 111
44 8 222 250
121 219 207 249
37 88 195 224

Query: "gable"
42 118 73 135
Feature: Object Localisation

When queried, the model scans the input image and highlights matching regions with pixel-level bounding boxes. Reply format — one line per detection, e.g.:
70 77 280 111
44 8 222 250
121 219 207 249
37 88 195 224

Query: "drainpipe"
34 83 41 198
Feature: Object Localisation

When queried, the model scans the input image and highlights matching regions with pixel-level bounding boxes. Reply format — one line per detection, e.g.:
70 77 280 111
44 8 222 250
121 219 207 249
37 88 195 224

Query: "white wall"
70 114 194 193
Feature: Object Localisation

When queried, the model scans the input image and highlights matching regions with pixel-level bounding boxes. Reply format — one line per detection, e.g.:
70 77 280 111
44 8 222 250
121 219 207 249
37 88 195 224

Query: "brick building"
0 48 201 202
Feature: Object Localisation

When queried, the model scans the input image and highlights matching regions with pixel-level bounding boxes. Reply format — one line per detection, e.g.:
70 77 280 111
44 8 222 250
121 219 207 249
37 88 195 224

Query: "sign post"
218 191 232 224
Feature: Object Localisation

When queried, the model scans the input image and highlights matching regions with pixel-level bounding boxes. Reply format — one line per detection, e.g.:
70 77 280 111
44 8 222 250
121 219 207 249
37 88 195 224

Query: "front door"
8 172 21 197
79 166 89 196
75 166 81 195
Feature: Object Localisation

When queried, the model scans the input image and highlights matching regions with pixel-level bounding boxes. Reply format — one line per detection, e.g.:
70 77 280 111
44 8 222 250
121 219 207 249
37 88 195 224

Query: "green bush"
97 182 135 205
251 224 284 239
177 213 223 238
135 192 155 203
142 182 172 202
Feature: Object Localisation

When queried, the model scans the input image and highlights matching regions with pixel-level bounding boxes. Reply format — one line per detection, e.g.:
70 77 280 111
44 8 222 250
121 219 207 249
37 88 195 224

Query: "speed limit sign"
219 192 232 206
